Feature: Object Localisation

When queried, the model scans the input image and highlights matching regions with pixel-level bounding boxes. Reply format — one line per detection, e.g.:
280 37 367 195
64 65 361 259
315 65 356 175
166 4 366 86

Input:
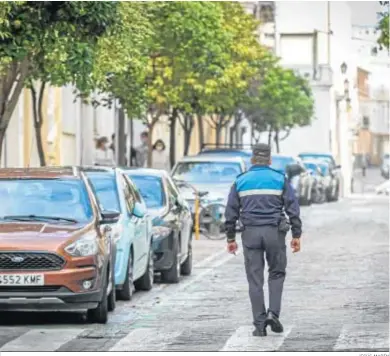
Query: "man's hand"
291 238 301 253
227 241 238 254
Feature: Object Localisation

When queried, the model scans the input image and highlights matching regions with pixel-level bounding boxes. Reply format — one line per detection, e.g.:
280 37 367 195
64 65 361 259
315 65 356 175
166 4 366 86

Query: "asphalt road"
0 195 388 352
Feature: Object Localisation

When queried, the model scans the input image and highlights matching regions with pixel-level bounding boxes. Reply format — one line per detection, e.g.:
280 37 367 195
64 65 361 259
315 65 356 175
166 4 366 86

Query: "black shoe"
265 311 284 333
252 327 267 337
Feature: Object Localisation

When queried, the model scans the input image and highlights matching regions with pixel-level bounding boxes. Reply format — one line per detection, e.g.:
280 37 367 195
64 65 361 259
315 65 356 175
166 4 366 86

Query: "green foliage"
244 62 314 137
378 2 389 50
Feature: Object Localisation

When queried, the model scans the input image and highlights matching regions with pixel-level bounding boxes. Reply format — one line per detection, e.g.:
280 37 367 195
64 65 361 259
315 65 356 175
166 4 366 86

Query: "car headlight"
65 234 99 257
151 226 172 240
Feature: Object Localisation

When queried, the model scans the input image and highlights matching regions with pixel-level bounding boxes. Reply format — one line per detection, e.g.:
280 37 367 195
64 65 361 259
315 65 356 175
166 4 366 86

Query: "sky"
349 1 383 27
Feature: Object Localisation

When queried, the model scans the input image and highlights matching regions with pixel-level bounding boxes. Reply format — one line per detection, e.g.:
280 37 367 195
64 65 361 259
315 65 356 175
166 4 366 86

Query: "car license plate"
0 274 44 286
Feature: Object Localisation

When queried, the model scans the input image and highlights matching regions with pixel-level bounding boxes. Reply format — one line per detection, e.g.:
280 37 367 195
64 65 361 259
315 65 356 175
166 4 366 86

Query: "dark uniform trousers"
241 225 287 329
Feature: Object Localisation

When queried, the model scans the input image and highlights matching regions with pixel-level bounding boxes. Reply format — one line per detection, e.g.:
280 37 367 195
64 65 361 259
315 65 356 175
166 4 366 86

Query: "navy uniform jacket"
224 165 302 239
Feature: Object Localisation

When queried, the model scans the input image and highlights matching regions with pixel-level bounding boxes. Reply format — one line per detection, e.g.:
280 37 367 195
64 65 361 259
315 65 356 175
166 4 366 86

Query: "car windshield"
87 173 120 212
304 162 319 174
173 161 242 183
271 156 295 172
199 151 252 167
300 154 333 165
318 164 329 176
127 175 164 209
0 179 93 223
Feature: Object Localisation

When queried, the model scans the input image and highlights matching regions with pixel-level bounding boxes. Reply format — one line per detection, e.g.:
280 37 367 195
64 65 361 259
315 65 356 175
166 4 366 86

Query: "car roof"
177 155 245 163
299 152 334 157
0 166 81 179
200 149 252 155
121 167 168 178
272 154 299 160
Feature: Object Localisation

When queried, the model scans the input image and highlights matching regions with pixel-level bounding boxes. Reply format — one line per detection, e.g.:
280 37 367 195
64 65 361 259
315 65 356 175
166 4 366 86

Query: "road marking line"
0 328 85 352
177 248 237 292
193 248 227 269
334 323 389 350
109 328 181 351
219 325 292 351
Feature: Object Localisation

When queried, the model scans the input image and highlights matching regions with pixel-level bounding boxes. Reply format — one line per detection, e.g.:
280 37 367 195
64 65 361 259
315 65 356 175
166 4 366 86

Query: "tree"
111 2 231 167
246 63 314 152
195 2 271 147
378 2 389 50
0 1 119 164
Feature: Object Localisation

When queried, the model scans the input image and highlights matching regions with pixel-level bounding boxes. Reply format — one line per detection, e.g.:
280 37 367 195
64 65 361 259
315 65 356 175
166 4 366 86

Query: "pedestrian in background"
224 143 302 337
94 136 115 166
135 131 149 167
151 139 170 171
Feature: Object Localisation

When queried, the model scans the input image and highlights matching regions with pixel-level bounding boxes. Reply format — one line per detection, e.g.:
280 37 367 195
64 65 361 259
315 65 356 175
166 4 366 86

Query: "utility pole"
327 1 331 65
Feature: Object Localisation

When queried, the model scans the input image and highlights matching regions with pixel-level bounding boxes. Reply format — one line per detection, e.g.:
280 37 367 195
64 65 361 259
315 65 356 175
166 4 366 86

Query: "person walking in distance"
224 144 302 337
93 136 115 166
151 139 170 171
135 131 149 167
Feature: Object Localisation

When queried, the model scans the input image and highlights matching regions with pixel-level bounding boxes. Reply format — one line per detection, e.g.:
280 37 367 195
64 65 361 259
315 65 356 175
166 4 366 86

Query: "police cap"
252 143 271 160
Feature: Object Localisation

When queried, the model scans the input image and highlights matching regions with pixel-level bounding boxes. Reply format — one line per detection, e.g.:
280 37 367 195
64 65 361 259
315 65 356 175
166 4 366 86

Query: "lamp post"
336 62 354 197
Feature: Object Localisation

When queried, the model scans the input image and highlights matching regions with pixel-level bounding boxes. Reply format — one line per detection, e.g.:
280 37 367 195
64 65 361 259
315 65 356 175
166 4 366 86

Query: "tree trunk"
279 127 291 141
0 58 30 164
183 114 194 156
274 130 280 153
146 117 159 168
268 128 273 145
169 108 178 168
117 105 126 166
197 114 204 151
215 123 221 147
128 116 134 166
31 82 47 167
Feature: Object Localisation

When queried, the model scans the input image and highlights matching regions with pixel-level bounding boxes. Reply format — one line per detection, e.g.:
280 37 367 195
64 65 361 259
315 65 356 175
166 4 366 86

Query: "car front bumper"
151 233 175 272
0 287 102 312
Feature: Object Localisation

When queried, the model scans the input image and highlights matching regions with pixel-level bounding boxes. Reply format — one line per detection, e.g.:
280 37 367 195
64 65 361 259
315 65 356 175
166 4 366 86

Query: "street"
0 195 388 352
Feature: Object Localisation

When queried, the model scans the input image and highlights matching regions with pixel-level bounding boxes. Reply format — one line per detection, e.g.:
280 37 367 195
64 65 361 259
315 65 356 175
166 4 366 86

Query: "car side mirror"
100 211 120 225
133 202 146 218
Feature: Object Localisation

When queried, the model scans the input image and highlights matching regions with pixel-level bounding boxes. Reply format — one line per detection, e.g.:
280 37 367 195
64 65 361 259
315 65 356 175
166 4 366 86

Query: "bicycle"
174 180 227 240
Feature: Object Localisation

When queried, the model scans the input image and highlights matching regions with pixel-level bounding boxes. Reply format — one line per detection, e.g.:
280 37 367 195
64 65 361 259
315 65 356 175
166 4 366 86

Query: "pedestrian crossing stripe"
220 325 293 351
0 324 388 352
0 328 85 352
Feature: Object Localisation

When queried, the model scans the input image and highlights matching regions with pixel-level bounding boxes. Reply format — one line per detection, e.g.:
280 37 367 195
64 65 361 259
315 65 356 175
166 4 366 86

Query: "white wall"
255 1 356 157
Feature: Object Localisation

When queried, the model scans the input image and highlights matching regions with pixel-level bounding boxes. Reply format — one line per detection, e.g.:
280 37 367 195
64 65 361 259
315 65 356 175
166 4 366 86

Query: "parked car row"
183 146 342 206
0 166 193 324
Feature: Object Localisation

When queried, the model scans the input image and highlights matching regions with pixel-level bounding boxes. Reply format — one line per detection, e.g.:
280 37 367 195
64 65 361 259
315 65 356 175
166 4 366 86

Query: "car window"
125 176 143 203
120 176 135 215
126 174 165 209
87 173 120 212
271 156 294 172
0 178 93 223
172 161 242 183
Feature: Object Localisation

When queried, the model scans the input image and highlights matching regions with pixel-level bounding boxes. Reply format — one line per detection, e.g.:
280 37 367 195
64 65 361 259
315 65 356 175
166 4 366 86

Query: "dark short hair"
153 139 166 150
96 136 108 148
141 131 148 138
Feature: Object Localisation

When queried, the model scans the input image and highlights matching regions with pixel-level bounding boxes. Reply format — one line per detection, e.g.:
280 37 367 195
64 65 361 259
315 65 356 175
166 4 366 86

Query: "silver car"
171 155 246 213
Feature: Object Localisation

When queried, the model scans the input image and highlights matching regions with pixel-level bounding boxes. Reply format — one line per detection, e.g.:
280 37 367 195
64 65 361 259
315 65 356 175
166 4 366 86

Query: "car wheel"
117 253 134 301
107 265 116 312
162 239 180 284
134 247 154 291
180 240 192 276
87 271 109 324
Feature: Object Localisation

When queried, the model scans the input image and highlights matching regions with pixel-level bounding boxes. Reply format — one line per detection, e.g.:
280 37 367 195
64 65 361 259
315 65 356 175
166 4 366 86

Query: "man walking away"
135 131 149 167
224 144 302 337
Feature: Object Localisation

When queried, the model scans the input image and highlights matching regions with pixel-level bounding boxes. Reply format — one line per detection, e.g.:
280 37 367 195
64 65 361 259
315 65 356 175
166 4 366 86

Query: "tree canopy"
0 1 315 165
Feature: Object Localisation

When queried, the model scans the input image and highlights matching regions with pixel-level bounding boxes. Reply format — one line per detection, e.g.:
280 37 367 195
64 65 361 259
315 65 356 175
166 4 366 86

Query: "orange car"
0 167 118 323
